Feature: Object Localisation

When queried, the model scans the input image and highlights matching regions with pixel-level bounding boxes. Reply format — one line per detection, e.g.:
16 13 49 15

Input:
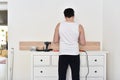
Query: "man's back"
59 22 79 55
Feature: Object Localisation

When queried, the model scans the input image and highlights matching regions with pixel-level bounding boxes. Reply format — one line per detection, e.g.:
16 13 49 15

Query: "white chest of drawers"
31 51 107 80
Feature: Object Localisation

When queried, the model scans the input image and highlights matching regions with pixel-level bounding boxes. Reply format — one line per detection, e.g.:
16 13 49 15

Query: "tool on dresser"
36 42 53 52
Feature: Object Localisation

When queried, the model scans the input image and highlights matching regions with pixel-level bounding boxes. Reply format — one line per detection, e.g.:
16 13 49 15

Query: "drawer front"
67 66 103 77
80 67 103 77
80 56 104 66
34 67 103 77
34 67 58 77
34 56 50 66
51 56 104 66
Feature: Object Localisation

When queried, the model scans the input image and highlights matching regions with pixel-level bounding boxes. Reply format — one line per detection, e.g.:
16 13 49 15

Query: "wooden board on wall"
19 41 100 51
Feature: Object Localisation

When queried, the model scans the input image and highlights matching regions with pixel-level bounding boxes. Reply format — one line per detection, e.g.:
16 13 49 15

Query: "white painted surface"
0 57 7 80
7 51 107 80
11 52 31 80
32 51 107 80
103 0 120 80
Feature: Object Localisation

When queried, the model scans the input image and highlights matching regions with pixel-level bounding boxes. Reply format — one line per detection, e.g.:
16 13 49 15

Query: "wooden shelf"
0 50 8 57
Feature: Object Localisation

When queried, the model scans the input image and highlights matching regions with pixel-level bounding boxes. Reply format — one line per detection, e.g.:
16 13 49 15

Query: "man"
53 8 86 80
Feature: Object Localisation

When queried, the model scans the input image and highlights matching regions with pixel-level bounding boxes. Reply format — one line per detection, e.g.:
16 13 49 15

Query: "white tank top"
59 21 79 55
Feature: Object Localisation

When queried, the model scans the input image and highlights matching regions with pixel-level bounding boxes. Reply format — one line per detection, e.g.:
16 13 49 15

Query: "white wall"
103 0 120 80
8 0 103 51
8 0 103 80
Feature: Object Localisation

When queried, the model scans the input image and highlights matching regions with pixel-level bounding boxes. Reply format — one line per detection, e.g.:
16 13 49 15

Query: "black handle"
44 42 51 51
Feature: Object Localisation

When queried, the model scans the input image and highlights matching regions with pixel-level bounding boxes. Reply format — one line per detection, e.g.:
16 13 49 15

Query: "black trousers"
58 55 80 80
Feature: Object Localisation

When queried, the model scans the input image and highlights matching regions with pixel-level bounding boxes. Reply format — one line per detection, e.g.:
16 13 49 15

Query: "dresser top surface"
18 51 108 56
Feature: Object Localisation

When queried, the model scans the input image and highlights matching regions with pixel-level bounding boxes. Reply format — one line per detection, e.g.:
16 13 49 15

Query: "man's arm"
79 24 86 46
53 23 60 43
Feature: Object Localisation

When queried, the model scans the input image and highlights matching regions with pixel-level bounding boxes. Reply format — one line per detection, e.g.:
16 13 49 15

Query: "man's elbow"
53 40 59 44
53 41 59 44
80 41 86 46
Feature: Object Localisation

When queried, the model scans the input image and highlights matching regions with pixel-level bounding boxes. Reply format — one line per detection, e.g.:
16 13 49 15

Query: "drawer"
80 67 103 77
34 67 58 77
51 56 104 66
67 66 103 77
80 56 104 66
34 56 50 66
34 67 103 77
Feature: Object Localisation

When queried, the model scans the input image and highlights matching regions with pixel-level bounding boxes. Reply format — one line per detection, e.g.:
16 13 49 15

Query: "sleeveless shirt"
59 22 80 55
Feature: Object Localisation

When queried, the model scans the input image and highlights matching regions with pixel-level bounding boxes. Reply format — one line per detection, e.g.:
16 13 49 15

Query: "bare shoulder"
56 23 60 27
57 22 60 26
55 23 60 30
79 24 84 32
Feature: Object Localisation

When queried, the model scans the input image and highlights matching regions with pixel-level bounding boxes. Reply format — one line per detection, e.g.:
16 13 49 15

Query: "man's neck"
65 17 74 22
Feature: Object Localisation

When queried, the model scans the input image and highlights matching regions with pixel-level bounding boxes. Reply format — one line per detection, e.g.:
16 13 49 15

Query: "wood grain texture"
19 41 100 51
0 50 8 57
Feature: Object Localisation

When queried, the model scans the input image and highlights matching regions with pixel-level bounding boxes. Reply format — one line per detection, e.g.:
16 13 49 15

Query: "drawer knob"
40 71 43 73
94 70 97 73
94 59 97 62
40 59 43 62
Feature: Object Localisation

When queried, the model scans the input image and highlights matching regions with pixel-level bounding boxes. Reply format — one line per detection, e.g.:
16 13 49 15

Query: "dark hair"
64 8 74 18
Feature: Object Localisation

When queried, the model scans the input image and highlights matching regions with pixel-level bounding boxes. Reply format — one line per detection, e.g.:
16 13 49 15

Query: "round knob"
40 59 43 62
94 59 97 62
94 70 97 73
40 71 43 73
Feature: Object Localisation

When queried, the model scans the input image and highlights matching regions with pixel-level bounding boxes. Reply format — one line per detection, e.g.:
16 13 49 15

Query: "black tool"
36 42 53 52
44 42 52 51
